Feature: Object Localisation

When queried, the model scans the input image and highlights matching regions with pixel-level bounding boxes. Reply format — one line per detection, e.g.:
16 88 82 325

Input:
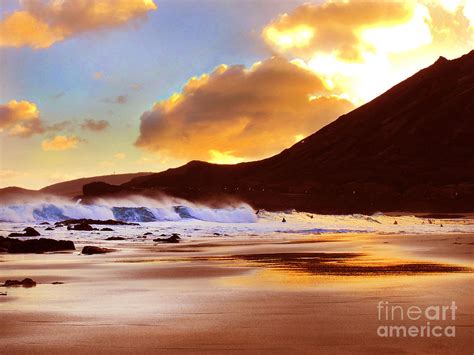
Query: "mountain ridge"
94 51 474 213
10 51 473 214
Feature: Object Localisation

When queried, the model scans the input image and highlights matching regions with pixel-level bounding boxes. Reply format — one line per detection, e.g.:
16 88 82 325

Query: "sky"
0 0 473 189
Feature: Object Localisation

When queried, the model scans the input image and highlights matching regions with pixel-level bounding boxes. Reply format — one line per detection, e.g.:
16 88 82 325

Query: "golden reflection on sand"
1 232 473 353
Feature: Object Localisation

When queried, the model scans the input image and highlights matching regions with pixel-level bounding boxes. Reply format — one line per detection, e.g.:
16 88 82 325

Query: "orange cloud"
263 1 425 61
263 0 474 102
81 119 110 131
41 135 81 151
0 11 64 49
0 0 157 49
136 57 354 162
0 100 44 137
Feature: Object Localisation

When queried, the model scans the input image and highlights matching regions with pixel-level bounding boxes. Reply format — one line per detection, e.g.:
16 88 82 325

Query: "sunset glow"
263 25 315 49
0 3 473 352
0 0 473 188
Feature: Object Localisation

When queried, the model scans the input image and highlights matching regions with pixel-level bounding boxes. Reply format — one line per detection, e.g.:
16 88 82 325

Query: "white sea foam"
0 196 473 237
0 195 257 224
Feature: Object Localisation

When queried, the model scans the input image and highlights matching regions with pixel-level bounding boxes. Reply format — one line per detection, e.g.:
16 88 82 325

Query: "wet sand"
1 233 473 354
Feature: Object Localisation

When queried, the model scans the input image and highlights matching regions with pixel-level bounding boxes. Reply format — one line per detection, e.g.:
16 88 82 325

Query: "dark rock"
101 228 114 231
45 227 54 231
56 218 138 227
153 234 181 243
105 236 125 240
81 246 116 255
40 222 50 225
52 282 64 285
83 181 123 196
282 218 287 223
2 278 37 288
68 223 95 231
213 232 221 236
0 236 75 254
137 236 147 239
24 227 40 235
144 232 153 235
8 227 41 237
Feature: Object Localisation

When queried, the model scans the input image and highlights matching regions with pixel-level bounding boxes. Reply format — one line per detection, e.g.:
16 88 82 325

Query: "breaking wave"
0 197 258 224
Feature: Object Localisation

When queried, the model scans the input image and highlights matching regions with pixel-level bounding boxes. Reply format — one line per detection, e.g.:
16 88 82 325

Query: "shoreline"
1 231 473 353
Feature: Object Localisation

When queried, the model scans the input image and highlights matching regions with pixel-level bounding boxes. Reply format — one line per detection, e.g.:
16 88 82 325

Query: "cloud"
263 1 430 62
262 0 474 102
41 135 81 151
0 0 157 49
136 57 354 163
81 119 110 131
0 100 44 137
104 95 128 104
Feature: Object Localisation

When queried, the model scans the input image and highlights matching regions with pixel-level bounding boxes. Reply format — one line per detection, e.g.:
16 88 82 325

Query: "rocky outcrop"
153 234 181 243
8 227 41 237
0 236 75 253
56 219 138 227
82 181 124 196
68 223 95 231
81 246 116 255
2 278 37 287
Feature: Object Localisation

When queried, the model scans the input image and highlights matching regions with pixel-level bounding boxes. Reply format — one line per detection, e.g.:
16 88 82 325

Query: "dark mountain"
0 187 41 204
85 51 474 213
0 173 153 203
41 172 153 197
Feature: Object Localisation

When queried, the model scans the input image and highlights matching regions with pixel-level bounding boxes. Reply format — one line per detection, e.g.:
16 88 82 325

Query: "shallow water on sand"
1 214 473 354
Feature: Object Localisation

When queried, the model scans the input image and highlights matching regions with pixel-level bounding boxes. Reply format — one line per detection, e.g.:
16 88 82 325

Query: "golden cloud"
0 0 157 49
0 100 44 137
41 135 81 151
264 1 425 61
263 0 474 103
135 57 354 163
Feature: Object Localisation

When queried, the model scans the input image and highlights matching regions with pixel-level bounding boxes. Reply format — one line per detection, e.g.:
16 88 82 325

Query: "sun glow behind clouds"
263 0 474 103
264 25 315 49
463 0 474 24
209 150 244 164
360 4 432 54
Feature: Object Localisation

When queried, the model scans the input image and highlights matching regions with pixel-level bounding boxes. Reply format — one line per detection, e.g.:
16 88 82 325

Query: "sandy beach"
1 231 473 354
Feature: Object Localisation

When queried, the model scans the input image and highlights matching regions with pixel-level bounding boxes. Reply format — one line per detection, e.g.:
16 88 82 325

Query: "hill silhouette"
83 50 474 213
